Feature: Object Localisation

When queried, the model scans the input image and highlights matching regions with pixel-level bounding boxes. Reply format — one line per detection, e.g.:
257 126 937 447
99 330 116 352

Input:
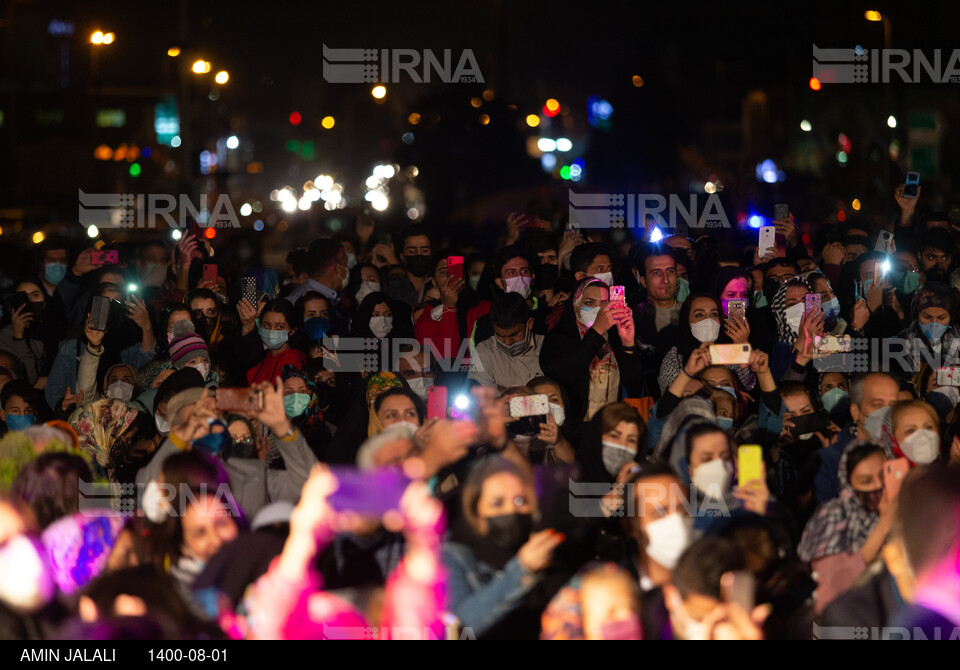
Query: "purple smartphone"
327 467 410 515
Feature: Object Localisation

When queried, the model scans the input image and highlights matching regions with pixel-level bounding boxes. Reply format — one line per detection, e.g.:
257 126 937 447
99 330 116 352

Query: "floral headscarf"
70 399 141 476
41 512 125 595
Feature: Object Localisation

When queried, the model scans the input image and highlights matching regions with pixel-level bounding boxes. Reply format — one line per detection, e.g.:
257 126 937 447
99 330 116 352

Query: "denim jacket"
442 542 540 638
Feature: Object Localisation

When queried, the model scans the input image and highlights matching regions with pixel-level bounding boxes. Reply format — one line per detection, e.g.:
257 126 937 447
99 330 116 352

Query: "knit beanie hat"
169 333 209 370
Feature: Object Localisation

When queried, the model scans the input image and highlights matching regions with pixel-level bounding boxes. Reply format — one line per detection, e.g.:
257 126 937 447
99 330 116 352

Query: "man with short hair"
918 228 953 283
469 292 543 391
814 372 899 504
570 243 614 285
284 238 348 309
631 243 680 397
386 224 433 308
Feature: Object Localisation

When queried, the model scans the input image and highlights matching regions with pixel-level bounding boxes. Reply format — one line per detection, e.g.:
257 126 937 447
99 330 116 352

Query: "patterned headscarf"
69 399 141 475
41 512 125 595
281 364 324 432
770 278 811 347
573 278 619 376
364 372 404 438
540 562 640 640
797 440 886 562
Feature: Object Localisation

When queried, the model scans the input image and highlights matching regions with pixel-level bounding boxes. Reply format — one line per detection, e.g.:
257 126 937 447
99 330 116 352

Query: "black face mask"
924 267 947 283
486 512 534 553
534 261 560 289
855 487 883 513
762 277 782 304
404 254 432 278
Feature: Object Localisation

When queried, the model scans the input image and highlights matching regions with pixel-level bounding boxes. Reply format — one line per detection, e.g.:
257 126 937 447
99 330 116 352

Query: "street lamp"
192 60 211 74
215 70 229 84
864 10 882 21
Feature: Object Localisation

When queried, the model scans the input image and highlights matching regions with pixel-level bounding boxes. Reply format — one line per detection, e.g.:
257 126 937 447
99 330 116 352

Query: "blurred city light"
372 85 387 99
526 114 540 128
167 47 181 57
541 154 557 171
470 97 482 108
538 138 557 152
171 135 182 148
86 225 99 238
809 77 821 91
289 111 301 125
650 227 664 243
129 163 141 177
748 215 765 229
852 198 862 210
836 150 848 164
253 220 264 232
321 116 335 129
887 115 897 128
101 33 115 44
408 113 421 125
192 60 211 74
479 114 490 125
215 70 229 84
90 31 104 44
800 119 812 132
556 138 572 152
240 203 253 217
865 10 882 21
543 99 560 117
32 232 45 244
632 75 644 87
204 228 216 239
171 229 182 241
226 135 239 149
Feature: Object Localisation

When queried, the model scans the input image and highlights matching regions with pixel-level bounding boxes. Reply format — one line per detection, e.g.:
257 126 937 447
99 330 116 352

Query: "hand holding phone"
215 388 264 413
737 445 763 490
883 458 909 500
427 386 448 420
446 256 464 283
903 171 920 199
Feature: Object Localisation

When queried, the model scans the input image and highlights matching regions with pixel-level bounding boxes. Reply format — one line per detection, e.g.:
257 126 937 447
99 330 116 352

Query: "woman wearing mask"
900 283 960 372
711 267 776 351
0 279 59 385
577 402 644 484
797 442 895 612
373 388 423 432
280 365 331 462
820 372 851 425
527 377 576 465
351 292 404 341
657 292 754 394
155 305 196 361
186 288 239 356
239 299 306 385
806 274 848 336
444 456 565 639
350 263 383 307
886 400 942 466
769 278 825 382
540 278 642 424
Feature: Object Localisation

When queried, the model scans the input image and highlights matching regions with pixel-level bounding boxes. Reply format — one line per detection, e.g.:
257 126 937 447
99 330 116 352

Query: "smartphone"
446 256 464 283
510 394 549 418
90 295 112 331
883 458 910 499
241 277 257 307
774 203 789 221
709 343 752 365
936 366 960 386
565 222 579 233
609 285 626 304
203 264 218 285
804 293 821 316
737 445 763 490
854 279 865 303
90 250 119 266
724 299 746 323
814 335 852 354
426 385 448 420
875 230 894 253
903 171 920 198
214 388 264 413
327 467 410 515
721 570 756 613
758 226 776 258
787 409 829 437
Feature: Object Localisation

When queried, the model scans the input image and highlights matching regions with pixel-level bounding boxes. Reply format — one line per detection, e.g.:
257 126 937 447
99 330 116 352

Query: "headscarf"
41 512 125 595
770 278 811 347
709 268 753 306
281 364 324 435
69 399 141 478
576 404 641 485
364 372 404 438
797 440 885 562
540 562 640 640
572 278 619 414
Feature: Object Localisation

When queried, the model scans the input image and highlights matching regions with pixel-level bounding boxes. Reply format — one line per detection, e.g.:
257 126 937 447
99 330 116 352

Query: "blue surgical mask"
259 326 289 350
921 322 948 343
284 393 311 418
901 271 921 294
579 306 600 327
716 416 734 430
821 387 849 413
676 277 691 304
192 422 231 456
822 297 841 322
752 290 768 309
44 262 67 285
5 414 37 432
716 385 737 399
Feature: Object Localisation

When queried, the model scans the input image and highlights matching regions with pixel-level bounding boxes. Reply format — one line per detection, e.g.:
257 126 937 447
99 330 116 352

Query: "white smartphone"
758 226 776 258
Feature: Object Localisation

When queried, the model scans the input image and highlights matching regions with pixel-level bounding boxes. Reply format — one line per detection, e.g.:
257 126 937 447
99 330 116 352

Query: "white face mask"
142 480 173 524
691 458 732 498
899 428 940 464
469 275 481 292
106 380 135 402
346 252 358 270
862 406 888 442
644 512 693 570
406 376 431 401
155 413 170 436
549 402 565 426
579 305 600 328
591 271 614 286
667 589 711 640
690 318 720 343
338 264 350 289
0 535 54 613
189 361 210 381
601 441 636 477
356 280 381 303
369 315 393 338
785 303 805 335
504 275 533 299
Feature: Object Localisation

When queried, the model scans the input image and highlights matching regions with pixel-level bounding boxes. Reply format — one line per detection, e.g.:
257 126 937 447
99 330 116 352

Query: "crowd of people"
0 183 959 641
